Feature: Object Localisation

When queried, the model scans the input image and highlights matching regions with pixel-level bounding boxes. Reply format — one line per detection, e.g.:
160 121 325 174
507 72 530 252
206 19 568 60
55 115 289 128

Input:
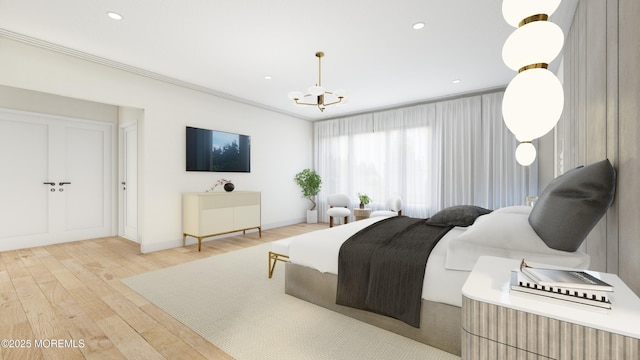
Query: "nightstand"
461 256 640 359
353 208 372 221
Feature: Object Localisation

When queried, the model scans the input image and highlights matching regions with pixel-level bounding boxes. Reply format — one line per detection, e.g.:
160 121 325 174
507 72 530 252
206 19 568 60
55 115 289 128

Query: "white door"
120 122 138 242
0 109 113 251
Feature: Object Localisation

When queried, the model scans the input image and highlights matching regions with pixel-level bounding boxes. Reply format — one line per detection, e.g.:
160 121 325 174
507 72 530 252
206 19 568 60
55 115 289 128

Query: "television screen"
186 126 251 172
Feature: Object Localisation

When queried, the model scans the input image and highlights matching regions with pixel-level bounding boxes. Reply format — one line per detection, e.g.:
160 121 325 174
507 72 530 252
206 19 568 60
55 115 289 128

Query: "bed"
282 159 616 356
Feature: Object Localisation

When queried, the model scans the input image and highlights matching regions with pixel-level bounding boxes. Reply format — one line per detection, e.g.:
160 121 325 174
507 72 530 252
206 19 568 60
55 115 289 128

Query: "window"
314 92 536 221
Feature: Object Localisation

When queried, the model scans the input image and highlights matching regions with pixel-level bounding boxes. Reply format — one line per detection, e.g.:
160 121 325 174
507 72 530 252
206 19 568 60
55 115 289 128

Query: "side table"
461 256 640 360
353 208 372 221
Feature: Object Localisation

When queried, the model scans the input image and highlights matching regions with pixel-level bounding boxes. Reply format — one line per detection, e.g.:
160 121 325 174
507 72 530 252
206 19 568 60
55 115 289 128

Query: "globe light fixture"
515 141 537 166
288 52 347 112
502 21 564 72
502 68 564 141
501 0 565 166
501 0 561 28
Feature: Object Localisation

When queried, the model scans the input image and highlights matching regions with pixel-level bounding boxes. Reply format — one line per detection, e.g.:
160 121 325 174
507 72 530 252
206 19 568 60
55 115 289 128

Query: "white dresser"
182 191 261 251
461 256 640 359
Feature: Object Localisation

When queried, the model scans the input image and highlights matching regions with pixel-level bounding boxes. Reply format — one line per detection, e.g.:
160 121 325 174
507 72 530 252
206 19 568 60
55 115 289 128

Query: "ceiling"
0 0 578 121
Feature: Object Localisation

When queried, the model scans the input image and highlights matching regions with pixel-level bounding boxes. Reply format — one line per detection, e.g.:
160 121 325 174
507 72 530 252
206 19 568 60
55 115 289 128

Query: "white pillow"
492 205 533 215
445 211 590 271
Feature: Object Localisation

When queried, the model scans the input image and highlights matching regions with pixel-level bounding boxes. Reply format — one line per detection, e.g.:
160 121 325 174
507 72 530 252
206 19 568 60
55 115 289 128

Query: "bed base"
284 262 461 356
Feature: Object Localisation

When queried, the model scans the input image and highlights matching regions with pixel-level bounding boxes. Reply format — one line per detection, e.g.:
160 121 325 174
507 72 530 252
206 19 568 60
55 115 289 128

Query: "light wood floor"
0 222 327 360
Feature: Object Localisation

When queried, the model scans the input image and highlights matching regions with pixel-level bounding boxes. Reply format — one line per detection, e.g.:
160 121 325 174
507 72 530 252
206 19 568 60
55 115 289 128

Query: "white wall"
0 37 314 253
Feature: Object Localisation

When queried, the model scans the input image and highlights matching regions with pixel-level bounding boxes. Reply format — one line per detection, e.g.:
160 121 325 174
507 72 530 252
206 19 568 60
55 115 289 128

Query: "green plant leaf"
294 169 322 210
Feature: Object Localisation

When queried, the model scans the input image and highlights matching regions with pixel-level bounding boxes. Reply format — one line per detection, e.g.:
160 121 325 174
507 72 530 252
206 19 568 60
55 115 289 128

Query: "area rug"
122 243 460 360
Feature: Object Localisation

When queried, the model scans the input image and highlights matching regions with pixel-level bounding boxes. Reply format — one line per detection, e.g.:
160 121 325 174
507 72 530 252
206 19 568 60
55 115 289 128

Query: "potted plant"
294 169 322 223
357 193 371 209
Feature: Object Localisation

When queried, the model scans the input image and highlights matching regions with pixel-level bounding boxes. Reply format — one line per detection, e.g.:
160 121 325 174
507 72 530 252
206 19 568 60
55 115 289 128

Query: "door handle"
59 182 71 186
43 182 55 186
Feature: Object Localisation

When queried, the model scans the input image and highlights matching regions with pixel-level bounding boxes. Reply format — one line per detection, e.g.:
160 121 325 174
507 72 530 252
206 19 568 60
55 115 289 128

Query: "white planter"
306 209 318 224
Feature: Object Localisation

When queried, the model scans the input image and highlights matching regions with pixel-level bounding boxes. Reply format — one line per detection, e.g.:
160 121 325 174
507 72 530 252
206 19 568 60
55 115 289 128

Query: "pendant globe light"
502 68 564 141
515 141 537 166
502 0 561 28
501 0 565 166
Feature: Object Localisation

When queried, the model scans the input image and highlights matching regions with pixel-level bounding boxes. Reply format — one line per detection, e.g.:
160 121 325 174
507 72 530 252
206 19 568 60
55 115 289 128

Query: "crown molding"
0 28 311 120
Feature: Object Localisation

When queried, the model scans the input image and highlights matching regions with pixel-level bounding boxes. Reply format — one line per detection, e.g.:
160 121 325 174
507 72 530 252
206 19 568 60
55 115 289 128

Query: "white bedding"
288 216 389 274
287 209 590 308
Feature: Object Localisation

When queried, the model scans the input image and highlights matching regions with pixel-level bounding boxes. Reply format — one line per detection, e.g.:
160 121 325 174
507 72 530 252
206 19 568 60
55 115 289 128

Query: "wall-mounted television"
186 126 251 172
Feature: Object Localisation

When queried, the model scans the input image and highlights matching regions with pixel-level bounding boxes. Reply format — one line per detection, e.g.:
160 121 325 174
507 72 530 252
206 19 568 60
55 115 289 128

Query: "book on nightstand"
510 270 612 309
519 259 614 292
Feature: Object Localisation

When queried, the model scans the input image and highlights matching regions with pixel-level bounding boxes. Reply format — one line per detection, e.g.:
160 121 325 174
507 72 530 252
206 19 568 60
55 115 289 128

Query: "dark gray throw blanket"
336 216 452 328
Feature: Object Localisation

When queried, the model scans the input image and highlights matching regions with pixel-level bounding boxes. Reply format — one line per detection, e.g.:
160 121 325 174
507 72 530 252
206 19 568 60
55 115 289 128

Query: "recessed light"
452 79 462 84
107 12 123 20
412 22 425 30
264 75 272 80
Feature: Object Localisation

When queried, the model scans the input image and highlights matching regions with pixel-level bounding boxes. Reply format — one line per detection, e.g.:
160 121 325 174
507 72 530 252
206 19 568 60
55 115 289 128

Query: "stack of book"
510 259 613 310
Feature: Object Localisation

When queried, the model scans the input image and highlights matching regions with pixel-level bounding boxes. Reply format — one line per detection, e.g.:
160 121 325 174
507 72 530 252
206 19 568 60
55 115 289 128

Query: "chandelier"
501 0 565 166
288 52 346 112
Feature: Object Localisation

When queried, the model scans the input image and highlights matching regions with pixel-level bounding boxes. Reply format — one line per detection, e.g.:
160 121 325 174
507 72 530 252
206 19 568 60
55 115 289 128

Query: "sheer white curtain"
314 91 537 221
479 92 538 208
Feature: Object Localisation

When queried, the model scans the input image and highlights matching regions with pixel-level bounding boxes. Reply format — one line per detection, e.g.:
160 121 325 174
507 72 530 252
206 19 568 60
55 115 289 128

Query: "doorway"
119 121 138 242
0 108 114 251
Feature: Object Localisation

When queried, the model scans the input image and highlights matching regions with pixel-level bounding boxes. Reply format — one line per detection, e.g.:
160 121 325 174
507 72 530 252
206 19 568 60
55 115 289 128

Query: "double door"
0 109 113 251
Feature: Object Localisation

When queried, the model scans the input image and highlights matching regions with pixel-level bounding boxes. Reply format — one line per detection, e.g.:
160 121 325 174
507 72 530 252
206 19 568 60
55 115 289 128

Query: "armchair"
370 196 403 217
326 193 351 227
